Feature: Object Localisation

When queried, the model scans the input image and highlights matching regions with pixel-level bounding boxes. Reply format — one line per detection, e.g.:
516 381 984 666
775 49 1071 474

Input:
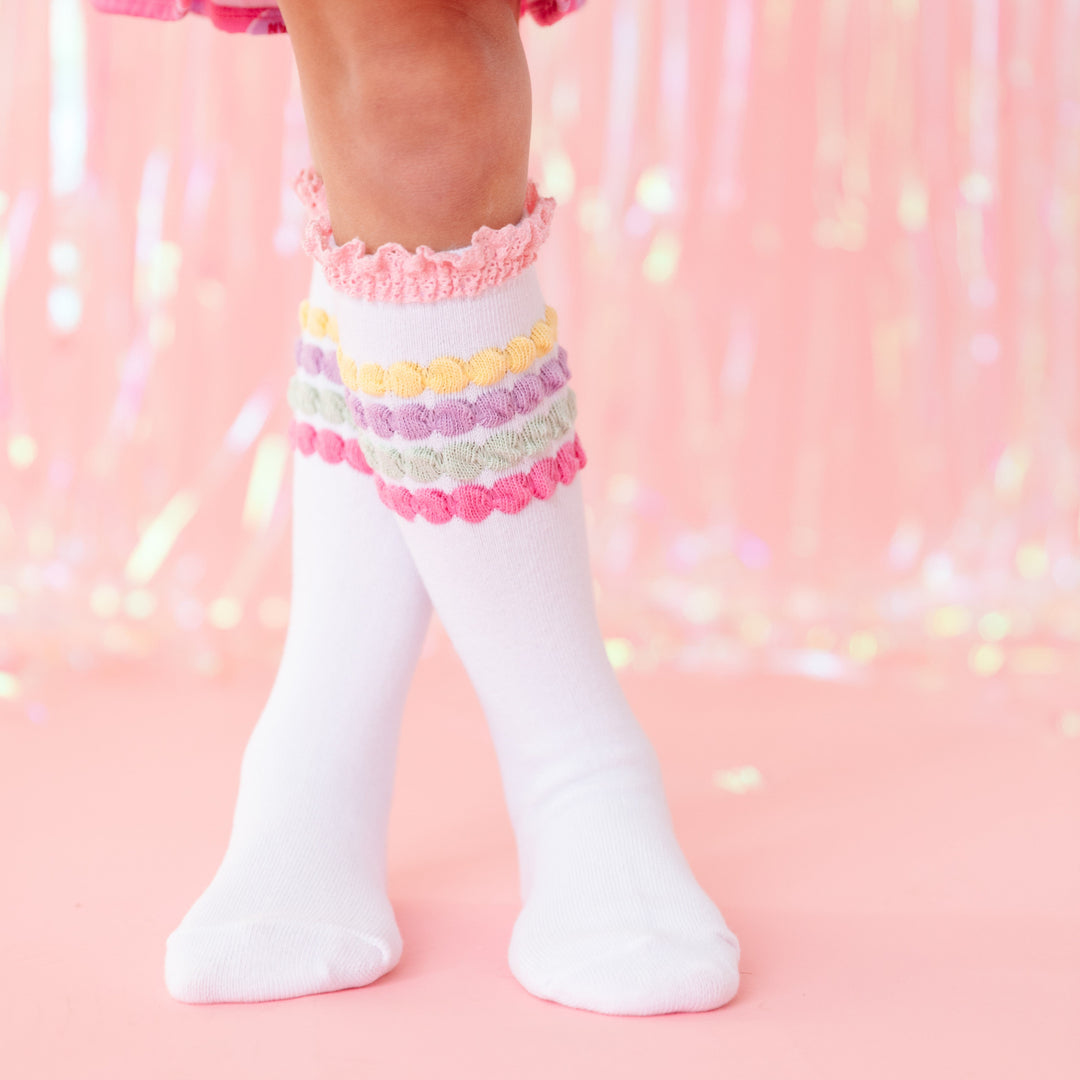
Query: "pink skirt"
89 0 583 35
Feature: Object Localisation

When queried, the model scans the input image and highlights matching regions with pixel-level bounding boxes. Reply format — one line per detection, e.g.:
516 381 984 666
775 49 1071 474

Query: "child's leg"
278 0 529 251
281 0 740 1015
165 265 432 1003
168 0 525 1005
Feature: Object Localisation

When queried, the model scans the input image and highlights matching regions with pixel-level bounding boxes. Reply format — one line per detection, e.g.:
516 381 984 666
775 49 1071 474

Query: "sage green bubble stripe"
287 375 577 483
288 376 352 427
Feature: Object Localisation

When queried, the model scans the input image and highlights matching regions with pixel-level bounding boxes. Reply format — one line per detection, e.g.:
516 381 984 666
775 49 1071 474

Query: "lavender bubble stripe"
294 338 343 385
289 382 578 484
345 347 571 442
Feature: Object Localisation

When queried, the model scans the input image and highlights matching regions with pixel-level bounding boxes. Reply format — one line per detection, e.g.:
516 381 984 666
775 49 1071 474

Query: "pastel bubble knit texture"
289 421 586 525
297 263 583 524
346 351 571 442
288 376 579 483
296 299 558 398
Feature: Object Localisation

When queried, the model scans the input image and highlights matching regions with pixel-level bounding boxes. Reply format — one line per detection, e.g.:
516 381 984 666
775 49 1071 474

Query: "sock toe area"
165 919 401 1004
509 925 740 1016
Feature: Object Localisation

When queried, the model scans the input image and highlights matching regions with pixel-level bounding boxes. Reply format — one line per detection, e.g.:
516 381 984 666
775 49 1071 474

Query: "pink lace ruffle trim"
293 169 556 303
290 420 585 524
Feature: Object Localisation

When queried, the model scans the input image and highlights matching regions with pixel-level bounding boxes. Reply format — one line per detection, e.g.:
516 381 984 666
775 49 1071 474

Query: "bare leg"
277 0 530 252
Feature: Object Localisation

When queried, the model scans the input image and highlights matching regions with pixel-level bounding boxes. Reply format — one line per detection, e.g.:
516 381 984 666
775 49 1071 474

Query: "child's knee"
288 0 530 247
344 6 526 154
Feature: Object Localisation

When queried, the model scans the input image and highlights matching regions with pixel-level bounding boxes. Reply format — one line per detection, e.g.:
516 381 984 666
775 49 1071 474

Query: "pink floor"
3 654 1077 1078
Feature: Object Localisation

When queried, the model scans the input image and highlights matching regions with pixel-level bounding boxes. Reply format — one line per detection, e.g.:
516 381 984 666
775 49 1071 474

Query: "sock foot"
509 881 738 1015
165 916 401 1004
509 919 739 1016
506 787 741 1016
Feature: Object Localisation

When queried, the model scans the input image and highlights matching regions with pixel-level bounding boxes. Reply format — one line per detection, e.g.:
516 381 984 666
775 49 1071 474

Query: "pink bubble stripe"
289 419 374 476
294 171 556 303
289 420 586 524
376 434 587 524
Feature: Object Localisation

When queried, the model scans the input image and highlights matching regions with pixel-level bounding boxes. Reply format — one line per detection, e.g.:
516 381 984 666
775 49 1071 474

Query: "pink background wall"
2 0 1079 705
2 5 1078 1076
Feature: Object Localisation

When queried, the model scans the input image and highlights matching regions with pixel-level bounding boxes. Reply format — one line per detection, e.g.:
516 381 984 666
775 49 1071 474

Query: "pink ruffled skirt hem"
89 0 583 36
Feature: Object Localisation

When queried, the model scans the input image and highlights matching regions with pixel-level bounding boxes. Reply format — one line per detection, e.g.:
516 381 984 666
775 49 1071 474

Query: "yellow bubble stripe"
298 301 559 399
298 299 339 344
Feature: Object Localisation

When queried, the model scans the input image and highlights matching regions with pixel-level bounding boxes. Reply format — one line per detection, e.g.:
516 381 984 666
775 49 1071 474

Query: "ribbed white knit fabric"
165 270 432 1004
330 265 741 1015
399 485 740 1015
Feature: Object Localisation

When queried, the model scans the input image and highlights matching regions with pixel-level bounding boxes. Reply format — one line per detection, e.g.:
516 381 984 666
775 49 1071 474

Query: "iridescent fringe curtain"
1 1 1079 707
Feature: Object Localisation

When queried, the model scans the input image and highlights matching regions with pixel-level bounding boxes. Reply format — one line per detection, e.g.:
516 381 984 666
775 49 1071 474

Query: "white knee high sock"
165 267 432 1004
307 178 740 1015
401 486 741 1016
